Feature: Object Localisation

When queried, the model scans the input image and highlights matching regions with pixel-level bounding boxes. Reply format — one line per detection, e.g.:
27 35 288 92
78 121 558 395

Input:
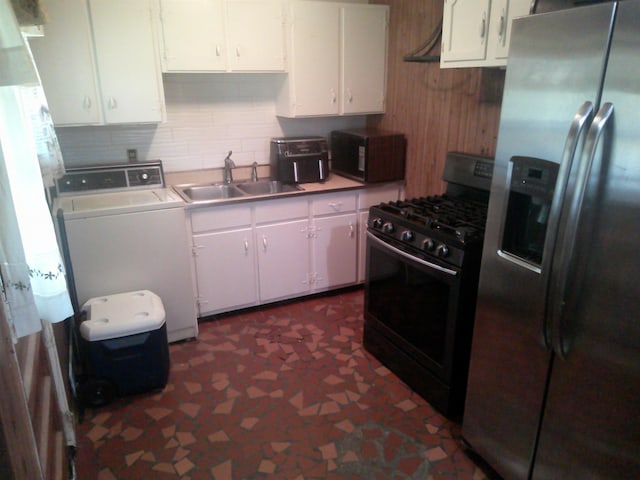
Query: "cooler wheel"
80 378 116 407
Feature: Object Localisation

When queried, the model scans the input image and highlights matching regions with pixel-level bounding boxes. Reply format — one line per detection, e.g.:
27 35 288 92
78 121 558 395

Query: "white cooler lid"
80 290 166 342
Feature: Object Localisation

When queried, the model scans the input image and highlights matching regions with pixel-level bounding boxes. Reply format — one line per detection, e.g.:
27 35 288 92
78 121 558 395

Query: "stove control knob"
422 238 435 251
401 230 414 242
382 222 395 234
372 217 384 229
138 171 151 183
436 244 450 258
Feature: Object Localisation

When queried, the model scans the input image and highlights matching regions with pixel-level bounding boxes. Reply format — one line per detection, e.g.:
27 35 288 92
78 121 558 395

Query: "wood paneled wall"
368 0 505 197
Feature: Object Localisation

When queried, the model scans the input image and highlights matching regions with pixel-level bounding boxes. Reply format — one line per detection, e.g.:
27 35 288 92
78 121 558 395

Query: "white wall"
56 73 366 172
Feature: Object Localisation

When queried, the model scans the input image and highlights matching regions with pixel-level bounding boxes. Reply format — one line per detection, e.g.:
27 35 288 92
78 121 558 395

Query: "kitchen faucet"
223 151 235 184
251 161 259 182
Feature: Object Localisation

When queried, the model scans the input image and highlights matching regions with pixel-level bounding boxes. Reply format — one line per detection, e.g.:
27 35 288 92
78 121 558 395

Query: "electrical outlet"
127 149 138 162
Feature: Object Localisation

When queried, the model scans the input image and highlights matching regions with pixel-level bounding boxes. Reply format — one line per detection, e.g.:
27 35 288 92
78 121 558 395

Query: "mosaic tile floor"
76 289 489 480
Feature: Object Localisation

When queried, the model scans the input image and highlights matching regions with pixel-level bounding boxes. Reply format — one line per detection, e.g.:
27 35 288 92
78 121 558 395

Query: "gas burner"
378 194 488 244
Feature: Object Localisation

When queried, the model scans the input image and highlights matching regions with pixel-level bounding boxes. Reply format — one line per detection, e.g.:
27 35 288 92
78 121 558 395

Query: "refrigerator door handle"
547 102 614 358
541 101 594 347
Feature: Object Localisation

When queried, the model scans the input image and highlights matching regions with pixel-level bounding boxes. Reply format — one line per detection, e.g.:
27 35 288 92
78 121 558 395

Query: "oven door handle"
367 231 458 276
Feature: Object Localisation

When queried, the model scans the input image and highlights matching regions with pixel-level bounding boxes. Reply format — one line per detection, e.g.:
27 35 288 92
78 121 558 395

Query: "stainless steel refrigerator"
462 2 640 479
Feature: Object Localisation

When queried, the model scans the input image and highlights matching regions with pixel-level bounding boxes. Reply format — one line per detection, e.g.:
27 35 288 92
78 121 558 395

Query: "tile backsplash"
56 73 366 172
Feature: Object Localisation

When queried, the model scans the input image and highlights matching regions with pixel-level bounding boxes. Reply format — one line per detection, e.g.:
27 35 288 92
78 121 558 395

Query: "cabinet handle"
262 235 267 252
330 88 337 104
349 223 355 238
480 12 487 41
215 45 222 57
347 89 353 103
498 9 506 45
108 97 117 110
83 96 92 110
328 201 343 211
243 238 249 254
235 46 241 57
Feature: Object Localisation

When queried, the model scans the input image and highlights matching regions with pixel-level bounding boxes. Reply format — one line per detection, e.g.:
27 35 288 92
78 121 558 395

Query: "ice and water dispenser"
501 156 559 266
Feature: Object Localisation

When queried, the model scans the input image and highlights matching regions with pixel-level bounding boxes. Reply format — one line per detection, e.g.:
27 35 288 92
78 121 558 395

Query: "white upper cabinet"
90 0 165 123
440 0 531 68
276 1 389 118
341 4 388 115
441 0 491 64
29 0 101 125
30 0 165 126
487 0 531 63
225 0 286 71
277 1 341 116
158 0 286 72
159 0 227 71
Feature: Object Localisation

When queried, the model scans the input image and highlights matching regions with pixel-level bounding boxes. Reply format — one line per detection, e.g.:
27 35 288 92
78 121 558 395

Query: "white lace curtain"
0 0 72 338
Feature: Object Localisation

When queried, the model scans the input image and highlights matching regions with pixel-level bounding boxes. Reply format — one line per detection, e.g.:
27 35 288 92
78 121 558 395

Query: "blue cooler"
79 290 170 405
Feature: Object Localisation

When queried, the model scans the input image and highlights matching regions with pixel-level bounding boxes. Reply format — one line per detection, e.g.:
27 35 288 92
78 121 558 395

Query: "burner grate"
380 194 488 243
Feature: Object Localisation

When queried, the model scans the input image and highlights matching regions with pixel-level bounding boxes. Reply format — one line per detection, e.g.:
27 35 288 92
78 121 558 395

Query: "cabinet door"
283 1 340 116
160 0 227 72
341 4 388 115
256 219 310 302
225 0 285 71
193 228 257 315
29 0 102 125
358 210 369 283
491 0 532 62
89 0 165 123
313 213 357 290
441 0 491 65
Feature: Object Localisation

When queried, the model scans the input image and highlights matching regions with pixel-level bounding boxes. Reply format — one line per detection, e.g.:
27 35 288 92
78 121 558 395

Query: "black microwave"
330 129 406 183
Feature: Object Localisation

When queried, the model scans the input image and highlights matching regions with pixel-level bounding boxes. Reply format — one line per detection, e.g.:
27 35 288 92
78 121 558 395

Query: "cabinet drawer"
191 204 252 233
312 192 357 216
255 197 309 224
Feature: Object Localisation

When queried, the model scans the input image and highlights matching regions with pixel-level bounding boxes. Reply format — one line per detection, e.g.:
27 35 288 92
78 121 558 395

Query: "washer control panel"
56 161 164 194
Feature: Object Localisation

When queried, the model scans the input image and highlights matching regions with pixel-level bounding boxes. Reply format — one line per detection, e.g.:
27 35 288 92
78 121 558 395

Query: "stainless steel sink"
176 184 245 202
174 179 303 204
236 180 301 196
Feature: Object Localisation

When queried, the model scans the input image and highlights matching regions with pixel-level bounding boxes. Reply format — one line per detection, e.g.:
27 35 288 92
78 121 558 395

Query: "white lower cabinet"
256 219 311 302
190 204 257 316
358 210 369 284
187 184 402 317
311 192 358 290
313 213 357 290
193 228 257 315
254 196 310 302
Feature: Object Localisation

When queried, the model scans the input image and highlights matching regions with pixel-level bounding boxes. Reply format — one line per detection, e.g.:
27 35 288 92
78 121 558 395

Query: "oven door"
364 230 462 384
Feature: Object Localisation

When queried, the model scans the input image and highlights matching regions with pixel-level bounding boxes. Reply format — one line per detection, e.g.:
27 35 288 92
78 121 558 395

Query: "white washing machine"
54 161 198 343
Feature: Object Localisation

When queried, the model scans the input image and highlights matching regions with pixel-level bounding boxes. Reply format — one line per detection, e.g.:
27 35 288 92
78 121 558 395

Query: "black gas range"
363 152 494 419
368 193 489 267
